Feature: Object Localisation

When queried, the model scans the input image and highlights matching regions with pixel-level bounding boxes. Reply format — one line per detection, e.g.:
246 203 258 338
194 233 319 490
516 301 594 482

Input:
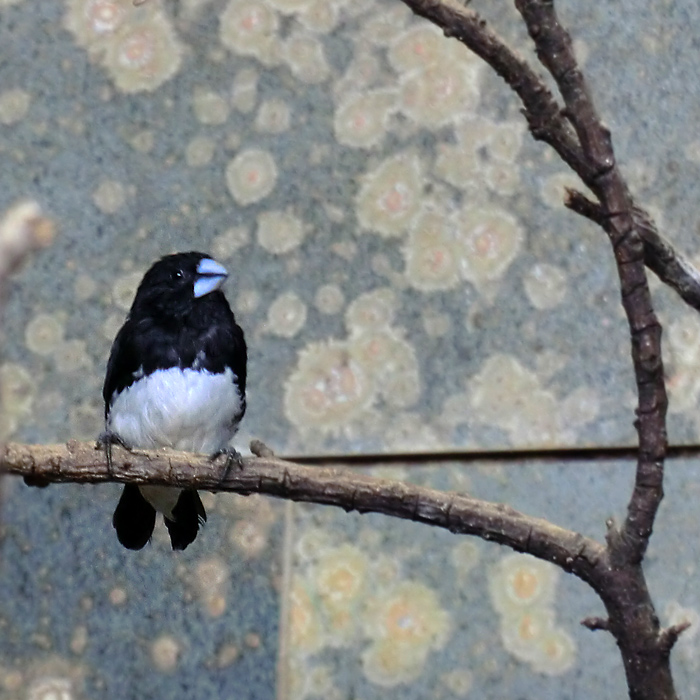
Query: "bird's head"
131 251 229 319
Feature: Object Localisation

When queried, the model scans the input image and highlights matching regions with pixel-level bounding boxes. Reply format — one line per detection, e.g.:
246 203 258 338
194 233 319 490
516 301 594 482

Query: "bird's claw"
96 430 131 476
210 447 244 486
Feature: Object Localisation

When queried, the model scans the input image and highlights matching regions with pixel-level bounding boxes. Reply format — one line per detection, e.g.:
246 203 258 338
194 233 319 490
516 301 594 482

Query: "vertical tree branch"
392 0 677 697
514 0 667 570
512 1 671 697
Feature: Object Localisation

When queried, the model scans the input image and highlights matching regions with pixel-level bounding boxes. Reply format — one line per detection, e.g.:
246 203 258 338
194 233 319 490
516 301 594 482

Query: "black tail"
164 490 207 551
112 484 156 550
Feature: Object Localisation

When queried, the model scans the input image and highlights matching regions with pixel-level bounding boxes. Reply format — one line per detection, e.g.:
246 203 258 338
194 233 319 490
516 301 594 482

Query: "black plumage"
112 484 156 551
102 251 247 551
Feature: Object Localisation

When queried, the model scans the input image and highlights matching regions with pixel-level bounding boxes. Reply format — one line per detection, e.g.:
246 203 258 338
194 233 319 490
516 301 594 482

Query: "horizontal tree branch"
0 439 606 585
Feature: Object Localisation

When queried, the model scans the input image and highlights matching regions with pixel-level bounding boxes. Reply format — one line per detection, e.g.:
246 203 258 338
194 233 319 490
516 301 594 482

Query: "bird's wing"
196 301 248 395
225 321 247 396
103 320 142 417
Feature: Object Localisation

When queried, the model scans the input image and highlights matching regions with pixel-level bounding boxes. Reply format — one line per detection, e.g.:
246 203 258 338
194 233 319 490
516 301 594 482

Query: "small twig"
658 622 692 655
567 190 700 314
250 439 275 458
564 188 604 225
582 616 610 632
632 208 700 312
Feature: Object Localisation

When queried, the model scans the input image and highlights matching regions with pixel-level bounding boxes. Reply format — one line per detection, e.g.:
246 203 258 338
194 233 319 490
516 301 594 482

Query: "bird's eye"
172 270 183 280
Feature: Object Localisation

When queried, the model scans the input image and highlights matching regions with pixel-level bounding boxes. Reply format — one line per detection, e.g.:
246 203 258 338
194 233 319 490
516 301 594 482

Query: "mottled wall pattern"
2 0 700 698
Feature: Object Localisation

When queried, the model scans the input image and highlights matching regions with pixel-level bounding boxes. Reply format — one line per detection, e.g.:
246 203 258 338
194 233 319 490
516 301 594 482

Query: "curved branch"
398 0 588 177
0 439 606 585
658 622 692 656
397 0 700 315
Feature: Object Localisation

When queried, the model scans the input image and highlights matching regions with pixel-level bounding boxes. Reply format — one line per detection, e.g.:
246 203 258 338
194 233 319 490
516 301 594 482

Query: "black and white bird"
101 252 247 551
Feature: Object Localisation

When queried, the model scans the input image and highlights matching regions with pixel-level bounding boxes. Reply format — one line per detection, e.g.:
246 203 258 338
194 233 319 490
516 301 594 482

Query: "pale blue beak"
194 258 228 298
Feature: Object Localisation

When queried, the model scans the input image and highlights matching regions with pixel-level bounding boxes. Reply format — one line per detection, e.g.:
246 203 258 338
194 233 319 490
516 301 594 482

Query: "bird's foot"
210 446 244 486
96 430 131 476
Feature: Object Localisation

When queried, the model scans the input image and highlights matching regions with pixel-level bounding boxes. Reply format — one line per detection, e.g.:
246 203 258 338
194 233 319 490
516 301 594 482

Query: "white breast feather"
108 367 243 455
